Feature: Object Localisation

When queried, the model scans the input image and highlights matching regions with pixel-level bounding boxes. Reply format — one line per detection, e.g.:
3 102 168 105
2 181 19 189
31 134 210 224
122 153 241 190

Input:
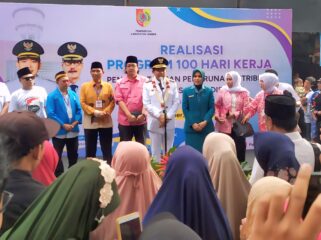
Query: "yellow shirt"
80 80 115 129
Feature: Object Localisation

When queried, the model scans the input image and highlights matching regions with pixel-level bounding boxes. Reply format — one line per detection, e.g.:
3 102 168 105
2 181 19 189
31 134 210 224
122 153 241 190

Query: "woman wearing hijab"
240 176 292 240
243 72 282 132
0 159 120 239
203 132 251 240
254 132 300 183
143 145 233 240
32 140 58 186
140 212 202 240
91 141 162 240
215 71 250 162
182 68 214 152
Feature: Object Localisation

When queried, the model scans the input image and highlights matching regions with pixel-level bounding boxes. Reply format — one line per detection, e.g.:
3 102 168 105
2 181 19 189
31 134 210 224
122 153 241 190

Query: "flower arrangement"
150 146 176 178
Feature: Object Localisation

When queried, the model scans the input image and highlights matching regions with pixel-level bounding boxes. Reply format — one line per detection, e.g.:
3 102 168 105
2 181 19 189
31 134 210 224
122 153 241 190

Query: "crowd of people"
1 38 321 239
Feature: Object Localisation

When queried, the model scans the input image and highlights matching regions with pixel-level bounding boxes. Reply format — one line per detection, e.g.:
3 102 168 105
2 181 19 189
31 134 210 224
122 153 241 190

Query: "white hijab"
259 72 279 94
221 71 249 93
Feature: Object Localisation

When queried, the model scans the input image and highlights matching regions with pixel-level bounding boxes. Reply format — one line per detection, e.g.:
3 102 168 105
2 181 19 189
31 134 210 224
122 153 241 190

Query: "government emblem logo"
67 44 76 53
136 9 151 27
23 42 33 51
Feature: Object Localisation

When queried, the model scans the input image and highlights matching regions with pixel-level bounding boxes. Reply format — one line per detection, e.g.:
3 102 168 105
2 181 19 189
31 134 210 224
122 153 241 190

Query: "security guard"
7 39 55 93
143 57 180 162
58 42 87 92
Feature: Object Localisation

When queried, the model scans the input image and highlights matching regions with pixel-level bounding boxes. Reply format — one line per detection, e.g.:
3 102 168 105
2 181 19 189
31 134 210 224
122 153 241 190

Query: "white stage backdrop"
0 3 292 155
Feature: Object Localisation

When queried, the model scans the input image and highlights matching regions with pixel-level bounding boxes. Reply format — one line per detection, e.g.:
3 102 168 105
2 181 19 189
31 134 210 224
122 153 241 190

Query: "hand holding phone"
116 212 142 240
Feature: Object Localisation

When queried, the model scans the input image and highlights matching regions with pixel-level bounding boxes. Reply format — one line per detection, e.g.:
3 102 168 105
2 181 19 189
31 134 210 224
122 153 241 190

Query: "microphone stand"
159 77 167 154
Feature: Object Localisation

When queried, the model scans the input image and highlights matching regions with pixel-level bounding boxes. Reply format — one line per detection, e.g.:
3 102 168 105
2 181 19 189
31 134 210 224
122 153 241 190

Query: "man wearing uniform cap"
114 55 148 144
80 61 115 164
143 57 179 162
47 71 82 176
58 41 87 93
7 39 55 93
249 94 321 184
9 67 47 118
0 110 59 233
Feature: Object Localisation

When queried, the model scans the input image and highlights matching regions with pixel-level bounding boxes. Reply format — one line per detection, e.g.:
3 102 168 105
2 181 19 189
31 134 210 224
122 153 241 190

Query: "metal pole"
164 109 167 153
236 0 241 8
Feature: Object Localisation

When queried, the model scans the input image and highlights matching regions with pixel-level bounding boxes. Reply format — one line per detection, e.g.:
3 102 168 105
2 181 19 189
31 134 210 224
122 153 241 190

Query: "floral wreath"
150 146 176 178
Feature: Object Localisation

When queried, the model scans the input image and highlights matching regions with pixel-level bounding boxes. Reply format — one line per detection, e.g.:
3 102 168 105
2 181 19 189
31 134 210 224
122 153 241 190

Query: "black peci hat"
125 56 138 65
265 95 296 121
91 61 103 70
17 67 33 79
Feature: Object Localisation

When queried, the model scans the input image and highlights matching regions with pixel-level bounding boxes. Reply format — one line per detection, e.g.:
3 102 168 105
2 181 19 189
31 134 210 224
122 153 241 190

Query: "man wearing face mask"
143 57 180 162
9 67 47 118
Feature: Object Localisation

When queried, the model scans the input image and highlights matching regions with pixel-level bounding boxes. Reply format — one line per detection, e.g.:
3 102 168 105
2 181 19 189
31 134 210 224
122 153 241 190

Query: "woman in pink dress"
243 72 283 132
215 71 250 162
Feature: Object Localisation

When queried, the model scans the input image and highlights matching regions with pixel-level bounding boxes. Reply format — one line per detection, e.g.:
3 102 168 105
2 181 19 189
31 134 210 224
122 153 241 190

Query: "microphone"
158 77 164 91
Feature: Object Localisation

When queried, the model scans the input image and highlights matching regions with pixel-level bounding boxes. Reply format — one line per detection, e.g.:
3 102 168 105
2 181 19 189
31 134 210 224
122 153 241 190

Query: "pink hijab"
32 140 58 186
90 141 162 240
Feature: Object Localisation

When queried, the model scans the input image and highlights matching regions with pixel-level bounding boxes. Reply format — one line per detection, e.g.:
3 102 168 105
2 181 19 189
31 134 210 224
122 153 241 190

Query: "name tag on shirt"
67 107 72 119
188 95 194 98
96 100 103 108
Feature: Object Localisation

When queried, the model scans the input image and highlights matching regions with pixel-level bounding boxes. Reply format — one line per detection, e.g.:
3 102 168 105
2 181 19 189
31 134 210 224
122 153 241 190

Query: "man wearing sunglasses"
0 111 59 234
9 67 47 118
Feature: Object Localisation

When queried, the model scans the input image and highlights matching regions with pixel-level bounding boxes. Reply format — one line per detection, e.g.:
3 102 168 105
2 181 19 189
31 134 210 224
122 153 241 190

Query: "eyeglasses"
23 76 35 81
63 61 82 66
0 191 13 213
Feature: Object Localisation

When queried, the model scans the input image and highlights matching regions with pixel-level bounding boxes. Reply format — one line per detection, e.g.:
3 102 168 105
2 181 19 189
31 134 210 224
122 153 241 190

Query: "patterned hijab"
203 132 251 240
254 132 300 183
0 159 120 239
143 145 233 240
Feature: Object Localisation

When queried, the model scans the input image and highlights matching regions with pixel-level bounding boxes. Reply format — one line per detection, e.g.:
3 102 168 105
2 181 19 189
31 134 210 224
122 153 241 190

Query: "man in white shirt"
9 67 47 118
0 82 10 115
143 57 180 162
250 94 319 184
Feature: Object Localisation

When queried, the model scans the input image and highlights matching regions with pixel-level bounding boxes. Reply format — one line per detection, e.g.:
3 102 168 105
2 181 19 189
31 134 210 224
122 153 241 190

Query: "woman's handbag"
232 115 254 137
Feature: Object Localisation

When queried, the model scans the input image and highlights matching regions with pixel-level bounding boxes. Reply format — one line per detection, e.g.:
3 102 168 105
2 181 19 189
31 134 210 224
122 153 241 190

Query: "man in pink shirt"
114 56 147 144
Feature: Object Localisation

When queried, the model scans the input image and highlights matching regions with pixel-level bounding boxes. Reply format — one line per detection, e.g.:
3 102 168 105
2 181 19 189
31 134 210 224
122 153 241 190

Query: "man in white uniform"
250 94 320 184
9 67 47 118
143 57 180 162
0 82 10 116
